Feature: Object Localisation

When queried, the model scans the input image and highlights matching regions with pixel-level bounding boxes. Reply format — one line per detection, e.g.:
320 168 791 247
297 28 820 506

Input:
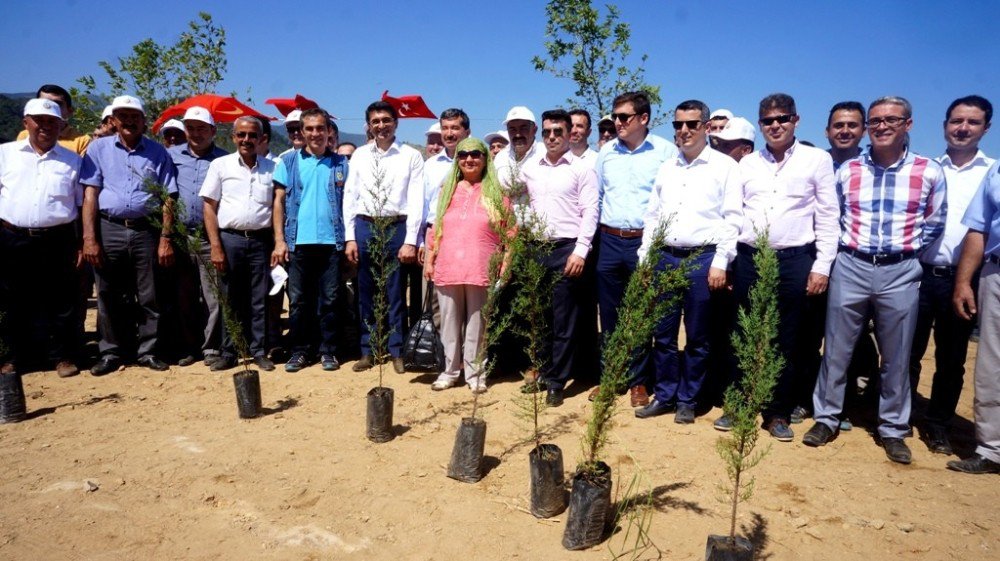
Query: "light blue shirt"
594 133 677 228
168 143 227 227
80 135 177 219
274 151 337 245
961 161 1000 258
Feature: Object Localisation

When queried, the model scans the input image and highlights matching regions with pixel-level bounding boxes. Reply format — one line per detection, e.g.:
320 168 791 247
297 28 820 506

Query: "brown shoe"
1 362 15 375
587 387 600 401
56 361 79 378
630 386 650 408
352 355 373 372
392 357 406 374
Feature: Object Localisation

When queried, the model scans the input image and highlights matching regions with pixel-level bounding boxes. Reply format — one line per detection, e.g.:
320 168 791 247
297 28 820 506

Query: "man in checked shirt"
806 96 947 465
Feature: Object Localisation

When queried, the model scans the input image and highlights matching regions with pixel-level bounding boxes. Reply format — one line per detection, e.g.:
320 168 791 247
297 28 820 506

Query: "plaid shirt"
836 148 947 254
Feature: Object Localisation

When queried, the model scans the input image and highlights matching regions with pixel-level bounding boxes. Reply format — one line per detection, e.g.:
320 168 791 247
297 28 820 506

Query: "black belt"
359 214 407 225
662 244 716 258
0 219 73 238
222 228 272 239
738 242 814 259
599 224 643 239
839 247 916 265
100 213 151 229
989 254 1000 266
922 263 956 277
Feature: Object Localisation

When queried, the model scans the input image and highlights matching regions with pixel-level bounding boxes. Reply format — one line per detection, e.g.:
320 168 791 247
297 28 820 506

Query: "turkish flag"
381 90 436 119
264 94 324 117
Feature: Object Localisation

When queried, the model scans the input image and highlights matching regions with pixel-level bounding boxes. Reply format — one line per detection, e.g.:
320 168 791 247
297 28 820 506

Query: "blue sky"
2 0 998 156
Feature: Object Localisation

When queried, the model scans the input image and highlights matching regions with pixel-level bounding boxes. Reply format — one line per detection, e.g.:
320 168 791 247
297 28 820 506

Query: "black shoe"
90 356 122 376
210 356 237 371
766 418 795 442
635 399 675 419
923 424 953 455
320 354 340 371
254 355 275 371
137 355 169 371
802 422 836 447
177 354 199 367
790 405 810 424
204 354 221 367
545 388 565 407
268 346 288 363
947 454 1000 474
285 354 309 373
674 404 696 424
352 355 373 372
882 437 912 465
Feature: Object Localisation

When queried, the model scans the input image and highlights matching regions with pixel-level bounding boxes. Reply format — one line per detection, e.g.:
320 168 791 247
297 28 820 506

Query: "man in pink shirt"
519 109 600 406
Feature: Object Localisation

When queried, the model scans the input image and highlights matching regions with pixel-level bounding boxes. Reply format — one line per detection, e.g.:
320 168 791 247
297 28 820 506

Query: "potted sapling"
0 311 27 424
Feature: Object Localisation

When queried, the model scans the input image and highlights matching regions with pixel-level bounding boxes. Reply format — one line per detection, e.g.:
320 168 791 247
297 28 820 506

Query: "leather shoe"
91 356 122 376
177 354 199 367
320 354 340 371
545 388 564 407
254 355 275 371
674 403 695 424
802 422 836 447
210 356 237 371
713 415 733 432
587 386 600 401
947 454 1000 474
882 437 912 465
137 356 169 371
630 386 650 408
923 424 952 455
766 418 794 442
353 355 373 372
56 361 79 378
392 357 405 374
1 362 15 375
635 398 675 419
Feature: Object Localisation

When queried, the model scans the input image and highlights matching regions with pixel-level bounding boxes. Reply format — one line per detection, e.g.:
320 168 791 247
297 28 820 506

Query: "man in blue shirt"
272 109 348 372
80 95 177 375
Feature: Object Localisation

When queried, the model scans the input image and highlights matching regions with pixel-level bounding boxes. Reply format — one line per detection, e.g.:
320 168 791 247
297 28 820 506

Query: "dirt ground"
1 321 998 561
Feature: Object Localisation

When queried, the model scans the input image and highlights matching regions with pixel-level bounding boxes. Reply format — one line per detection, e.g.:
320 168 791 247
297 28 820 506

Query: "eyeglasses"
457 150 485 160
234 131 259 139
866 116 908 129
541 127 565 138
671 120 704 131
760 114 795 127
610 112 637 124
286 126 302 135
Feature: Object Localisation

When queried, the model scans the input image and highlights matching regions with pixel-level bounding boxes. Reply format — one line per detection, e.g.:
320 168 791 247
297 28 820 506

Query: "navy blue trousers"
356 220 406 357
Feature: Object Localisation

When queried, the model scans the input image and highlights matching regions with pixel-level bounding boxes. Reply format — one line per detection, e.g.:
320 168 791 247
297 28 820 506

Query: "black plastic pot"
706 534 753 561
562 462 612 550
0 371 26 424
529 443 566 518
447 417 487 482
366 387 395 443
232 370 262 419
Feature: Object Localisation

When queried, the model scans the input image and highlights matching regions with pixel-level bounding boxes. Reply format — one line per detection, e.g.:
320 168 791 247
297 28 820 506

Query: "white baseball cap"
100 105 114 121
503 106 535 126
425 122 441 136
110 95 145 115
712 116 755 142
24 98 64 120
710 108 734 121
484 130 509 144
284 109 302 124
182 106 215 126
160 119 185 133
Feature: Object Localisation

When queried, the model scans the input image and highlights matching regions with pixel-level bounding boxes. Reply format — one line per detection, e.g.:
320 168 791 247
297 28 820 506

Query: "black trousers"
220 230 272 360
0 223 78 366
540 239 584 391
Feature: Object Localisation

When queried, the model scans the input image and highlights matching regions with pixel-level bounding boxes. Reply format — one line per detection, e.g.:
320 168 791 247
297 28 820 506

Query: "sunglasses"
234 131 259 139
671 119 703 131
541 127 565 138
457 150 485 160
610 112 637 124
760 114 795 126
866 116 908 129
286 126 302 134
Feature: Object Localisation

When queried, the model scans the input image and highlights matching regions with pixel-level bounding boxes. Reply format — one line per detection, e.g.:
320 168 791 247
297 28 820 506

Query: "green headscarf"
433 137 506 249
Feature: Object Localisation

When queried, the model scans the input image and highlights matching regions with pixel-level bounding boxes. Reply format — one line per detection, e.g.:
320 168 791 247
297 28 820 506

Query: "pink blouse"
432 182 501 287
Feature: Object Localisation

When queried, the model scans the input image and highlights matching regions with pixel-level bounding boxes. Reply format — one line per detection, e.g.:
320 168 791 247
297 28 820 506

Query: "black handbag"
402 282 445 372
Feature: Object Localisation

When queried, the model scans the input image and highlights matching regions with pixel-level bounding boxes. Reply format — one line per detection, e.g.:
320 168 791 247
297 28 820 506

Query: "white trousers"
974 262 1000 463
436 284 488 387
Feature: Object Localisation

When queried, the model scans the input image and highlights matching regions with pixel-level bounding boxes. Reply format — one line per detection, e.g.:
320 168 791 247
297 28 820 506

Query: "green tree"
532 0 663 123
73 12 227 134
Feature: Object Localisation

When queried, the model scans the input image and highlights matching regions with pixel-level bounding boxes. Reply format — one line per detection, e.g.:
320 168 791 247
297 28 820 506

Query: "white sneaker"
470 383 488 394
432 379 456 391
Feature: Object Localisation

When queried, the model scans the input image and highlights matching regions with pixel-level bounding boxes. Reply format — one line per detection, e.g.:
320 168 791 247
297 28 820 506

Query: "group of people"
1 83 998 476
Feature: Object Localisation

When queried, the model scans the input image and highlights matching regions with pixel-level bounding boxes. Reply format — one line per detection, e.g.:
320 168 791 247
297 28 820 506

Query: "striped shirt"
835 148 947 254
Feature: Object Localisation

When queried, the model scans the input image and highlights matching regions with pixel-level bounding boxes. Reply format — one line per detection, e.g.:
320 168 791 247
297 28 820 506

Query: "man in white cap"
484 130 509 157
92 105 116 139
708 108 734 134
495 106 544 185
710 116 755 163
160 119 186 148
16 84 91 156
0 98 83 378
597 116 616 148
80 95 178 375
425 123 443 157
163 106 228 367
279 110 305 157
200 116 277 372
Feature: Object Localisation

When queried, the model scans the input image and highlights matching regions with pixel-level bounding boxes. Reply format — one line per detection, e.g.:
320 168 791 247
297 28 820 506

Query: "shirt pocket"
45 163 78 206
251 176 273 205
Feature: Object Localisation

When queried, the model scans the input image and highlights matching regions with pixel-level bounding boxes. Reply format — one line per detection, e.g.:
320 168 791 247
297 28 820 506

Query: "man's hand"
75 249 84 269
954 282 977 320
158 237 175 267
806 272 829 296
210 244 227 272
708 267 727 291
418 246 426 265
345 241 359 264
271 240 289 267
564 255 585 278
399 243 417 264
82 236 102 267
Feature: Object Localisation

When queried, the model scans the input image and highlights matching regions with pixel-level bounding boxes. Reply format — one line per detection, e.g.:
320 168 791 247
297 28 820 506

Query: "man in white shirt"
424 123 443 157
0 99 82 378
200 116 276 372
568 109 598 165
724 93 838 442
635 100 742 423
910 95 994 455
495 106 545 187
344 101 425 373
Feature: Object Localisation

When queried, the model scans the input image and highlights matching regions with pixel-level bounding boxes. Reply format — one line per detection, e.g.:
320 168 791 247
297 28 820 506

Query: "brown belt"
599 224 643 239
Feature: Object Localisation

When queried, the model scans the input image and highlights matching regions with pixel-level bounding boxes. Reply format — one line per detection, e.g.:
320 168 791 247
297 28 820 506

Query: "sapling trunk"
363 153 396 389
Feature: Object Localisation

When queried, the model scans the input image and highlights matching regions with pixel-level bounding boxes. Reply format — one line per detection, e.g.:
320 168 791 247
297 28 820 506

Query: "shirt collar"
114 134 148 153
938 149 990 171
762 139 798 163
237 153 261 170
863 146 912 170
299 146 335 160
611 134 654 155
679 144 712 166
433 151 454 164
372 140 401 157
538 150 574 166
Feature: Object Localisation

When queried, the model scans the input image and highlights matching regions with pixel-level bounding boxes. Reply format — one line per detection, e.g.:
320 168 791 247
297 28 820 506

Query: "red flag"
264 94 323 117
381 90 436 119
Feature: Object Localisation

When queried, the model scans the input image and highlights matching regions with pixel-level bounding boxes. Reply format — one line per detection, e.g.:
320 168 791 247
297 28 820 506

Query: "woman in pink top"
424 138 506 393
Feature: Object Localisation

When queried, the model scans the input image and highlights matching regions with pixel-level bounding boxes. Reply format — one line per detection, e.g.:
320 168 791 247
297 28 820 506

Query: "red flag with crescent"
381 90 436 119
